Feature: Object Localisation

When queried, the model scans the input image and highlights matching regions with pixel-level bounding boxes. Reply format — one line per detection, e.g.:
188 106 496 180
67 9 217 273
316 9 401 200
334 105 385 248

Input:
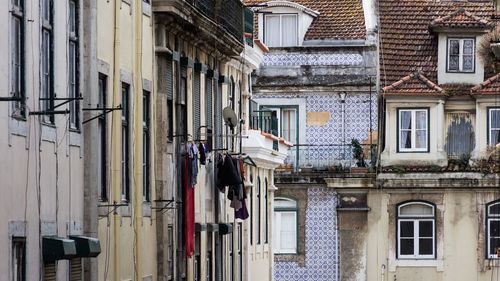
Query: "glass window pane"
463 39 474 55
400 111 411 130
264 16 280 47
491 109 500 129
400 131 411 149
281 15 297 47
400 239 414 255
491 131 500 145
400 221 414 237
489 203 500 216
490 220 500 237
449 56 459 71
419 221 433 237
400 203 433 216
449 40 459 55
463 56 473 72
275 198 297 209
415 111 427 129
416 130 427 149
419 238 433 255
490 238 500 255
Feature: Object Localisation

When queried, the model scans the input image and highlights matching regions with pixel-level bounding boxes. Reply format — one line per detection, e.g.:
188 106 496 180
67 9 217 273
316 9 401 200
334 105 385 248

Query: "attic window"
264 14 298 47
447 38 475 73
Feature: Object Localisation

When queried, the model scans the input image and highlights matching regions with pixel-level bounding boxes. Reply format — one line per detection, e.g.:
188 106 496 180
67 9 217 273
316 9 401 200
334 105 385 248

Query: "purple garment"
235 198 249 220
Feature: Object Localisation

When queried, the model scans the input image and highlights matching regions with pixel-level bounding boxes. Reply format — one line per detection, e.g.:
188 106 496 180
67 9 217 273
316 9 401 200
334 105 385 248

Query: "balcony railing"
186 0 244 43
249 113 278 136
280 144 378 172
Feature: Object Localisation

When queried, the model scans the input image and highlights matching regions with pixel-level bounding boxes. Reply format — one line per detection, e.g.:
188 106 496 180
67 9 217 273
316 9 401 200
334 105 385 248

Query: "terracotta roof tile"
380 0 495 88
430 7 493 29
440 84 475 96
244 0 366 40
382 71 445 96
471 73 500 95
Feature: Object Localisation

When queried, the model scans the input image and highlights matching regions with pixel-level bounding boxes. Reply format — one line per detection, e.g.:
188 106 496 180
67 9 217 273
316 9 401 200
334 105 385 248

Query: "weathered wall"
274 187 339 281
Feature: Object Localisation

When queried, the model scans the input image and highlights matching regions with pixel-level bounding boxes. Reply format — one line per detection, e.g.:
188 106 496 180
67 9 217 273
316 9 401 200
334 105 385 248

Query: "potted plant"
351 138 368 173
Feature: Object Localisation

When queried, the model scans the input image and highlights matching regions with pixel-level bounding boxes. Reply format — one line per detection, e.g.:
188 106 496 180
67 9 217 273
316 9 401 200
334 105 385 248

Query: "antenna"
223 106 238 128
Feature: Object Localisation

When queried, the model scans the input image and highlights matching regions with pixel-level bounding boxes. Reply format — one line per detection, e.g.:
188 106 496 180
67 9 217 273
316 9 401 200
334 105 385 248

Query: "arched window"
486 201 500 258
397 201 435 259
274 197 298 254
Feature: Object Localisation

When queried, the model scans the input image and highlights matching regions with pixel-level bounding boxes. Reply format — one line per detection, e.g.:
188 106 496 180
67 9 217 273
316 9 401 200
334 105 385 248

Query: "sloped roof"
471 73 500 95
244 0 366 40
430 8 493 29
382 71 445 96
379 0 494 88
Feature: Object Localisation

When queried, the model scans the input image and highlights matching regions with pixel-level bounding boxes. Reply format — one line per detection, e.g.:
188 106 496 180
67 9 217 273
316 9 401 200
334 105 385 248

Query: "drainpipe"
111 0 121 280
133 0 144 279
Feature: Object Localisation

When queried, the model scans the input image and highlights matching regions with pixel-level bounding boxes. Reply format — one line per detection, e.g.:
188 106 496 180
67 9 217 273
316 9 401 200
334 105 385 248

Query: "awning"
218 223 233 235
195 223 207 232
207 223 219 232
43 236 77 263
69 235 101 258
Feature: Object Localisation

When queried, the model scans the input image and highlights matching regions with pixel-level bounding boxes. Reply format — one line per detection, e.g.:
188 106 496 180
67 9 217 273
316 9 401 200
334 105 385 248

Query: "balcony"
278 143 377 174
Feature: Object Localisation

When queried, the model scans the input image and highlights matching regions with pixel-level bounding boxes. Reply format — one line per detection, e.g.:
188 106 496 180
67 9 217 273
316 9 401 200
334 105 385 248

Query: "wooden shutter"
193 70 201 140
69 258 82 281
166 58 173 100
43 263 56 281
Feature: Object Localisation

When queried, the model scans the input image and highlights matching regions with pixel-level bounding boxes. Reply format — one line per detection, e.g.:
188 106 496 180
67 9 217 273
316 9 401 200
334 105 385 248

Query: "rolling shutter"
193 70 201 140
43 263 56 281
69 258 82 281
166 58 173 100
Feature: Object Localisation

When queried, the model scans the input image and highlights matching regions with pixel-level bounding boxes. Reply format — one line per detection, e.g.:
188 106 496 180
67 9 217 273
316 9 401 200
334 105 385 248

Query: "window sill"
389 259 443 272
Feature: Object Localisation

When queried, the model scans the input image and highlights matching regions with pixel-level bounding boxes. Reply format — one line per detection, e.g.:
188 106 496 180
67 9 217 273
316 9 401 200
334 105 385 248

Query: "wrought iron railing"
280 144 378 172
249 113 278 136
187 0 244 43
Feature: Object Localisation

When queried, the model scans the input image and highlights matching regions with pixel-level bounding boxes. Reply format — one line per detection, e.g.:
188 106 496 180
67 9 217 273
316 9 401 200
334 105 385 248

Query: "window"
11 0 25 117
12 237 26 281
264 14 298 47
143 91 151 202
41 0 54 123
266 107 298 143
167 225 174 280
249 172 253 245
121 83 130 201
488 108 500 146
447 38 475 73
229 226 234 281
257 176 261 244
165 58 174 142
397 202 435 259
193 66 201 140
398 109 429 152
98 75 107 201
237 222 242 281
265 177 269 243
68 0 80 129
273 197 298 254
487 201 500 258
206 232 213 281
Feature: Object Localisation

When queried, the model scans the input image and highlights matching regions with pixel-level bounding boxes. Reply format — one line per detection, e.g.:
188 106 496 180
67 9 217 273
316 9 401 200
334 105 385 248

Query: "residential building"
338 1 500 281
244 0 378 280
1 0 99 280
92 0 157 280
153 0 289 280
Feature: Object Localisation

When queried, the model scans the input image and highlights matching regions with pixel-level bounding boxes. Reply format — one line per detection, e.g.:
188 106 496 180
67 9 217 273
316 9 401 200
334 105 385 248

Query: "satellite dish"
223 107 238 128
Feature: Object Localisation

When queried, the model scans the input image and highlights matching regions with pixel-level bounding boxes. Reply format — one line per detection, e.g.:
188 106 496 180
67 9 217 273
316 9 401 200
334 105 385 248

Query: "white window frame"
447 38 475 73
397 202 436 259
487 202 500 259
264 13 298 47
488 108 500 146
274 197 298 254
398 109 429 152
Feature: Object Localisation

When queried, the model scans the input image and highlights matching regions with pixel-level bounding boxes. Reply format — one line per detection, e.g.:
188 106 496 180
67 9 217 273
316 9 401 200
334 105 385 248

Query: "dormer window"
264 14 298 47
447 38 475 73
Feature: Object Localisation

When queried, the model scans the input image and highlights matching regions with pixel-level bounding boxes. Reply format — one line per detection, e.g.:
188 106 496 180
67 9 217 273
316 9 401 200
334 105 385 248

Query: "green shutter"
244 8 254 45
166 58 173 100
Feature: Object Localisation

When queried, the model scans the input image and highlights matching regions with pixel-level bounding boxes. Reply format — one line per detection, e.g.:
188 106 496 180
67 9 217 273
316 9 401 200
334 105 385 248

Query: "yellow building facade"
95 0 157 280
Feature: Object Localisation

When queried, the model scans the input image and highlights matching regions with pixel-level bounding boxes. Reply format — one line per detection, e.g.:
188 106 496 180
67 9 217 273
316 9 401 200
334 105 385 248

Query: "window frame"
41 0 55 124
446 37 476 74
142 90 151 202
98 74 108 202
121 83 130 202
486 200 500 259
263 13 299 48
11 0 26 118
257 176 261 245
274 197 298 255
68 0 80 130
12 237 26 281
397 108 430 153
396 201 436 260
487 107 500 146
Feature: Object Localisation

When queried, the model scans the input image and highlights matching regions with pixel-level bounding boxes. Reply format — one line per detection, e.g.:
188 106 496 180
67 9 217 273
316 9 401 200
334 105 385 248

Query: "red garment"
184 154 195 257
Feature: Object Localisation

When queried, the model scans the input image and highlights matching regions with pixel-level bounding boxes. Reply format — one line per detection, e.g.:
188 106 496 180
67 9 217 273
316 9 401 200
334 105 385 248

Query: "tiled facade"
262 53 363 67
274 187 338 281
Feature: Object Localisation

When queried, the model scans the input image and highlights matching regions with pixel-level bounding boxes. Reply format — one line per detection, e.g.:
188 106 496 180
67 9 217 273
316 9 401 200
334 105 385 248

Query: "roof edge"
251 0 320 17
